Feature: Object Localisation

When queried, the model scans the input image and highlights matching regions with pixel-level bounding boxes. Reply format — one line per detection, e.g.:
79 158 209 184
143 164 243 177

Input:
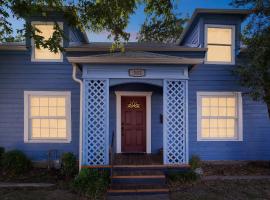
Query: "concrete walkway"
0 182 55 188
203 175 270 181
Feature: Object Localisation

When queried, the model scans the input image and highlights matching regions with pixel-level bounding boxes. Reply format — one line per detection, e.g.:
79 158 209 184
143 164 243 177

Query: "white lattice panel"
83 79 109 165
164 80 187 164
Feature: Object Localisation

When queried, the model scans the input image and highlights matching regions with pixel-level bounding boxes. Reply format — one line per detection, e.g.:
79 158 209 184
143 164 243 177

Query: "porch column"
163 79 188 164
82 79 109 166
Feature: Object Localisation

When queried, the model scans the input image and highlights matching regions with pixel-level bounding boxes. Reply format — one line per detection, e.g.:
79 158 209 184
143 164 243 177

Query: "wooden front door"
121 96 146 153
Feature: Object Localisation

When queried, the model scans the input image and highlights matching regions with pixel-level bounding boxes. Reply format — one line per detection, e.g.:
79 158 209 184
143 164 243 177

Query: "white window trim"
204 24 236 65
197 91 243 141
115 91 152 154
24 91 71 143
31 21 64 62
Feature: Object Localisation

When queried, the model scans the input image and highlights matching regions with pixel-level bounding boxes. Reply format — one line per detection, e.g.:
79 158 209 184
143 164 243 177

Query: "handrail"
109 130 116 184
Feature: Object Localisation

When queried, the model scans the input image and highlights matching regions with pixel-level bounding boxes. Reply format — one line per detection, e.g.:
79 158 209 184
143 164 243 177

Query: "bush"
189 155 201 170
1 150 31 176
73 168 110 199
61 152 77 178
0 147 5 164
168 170 198 183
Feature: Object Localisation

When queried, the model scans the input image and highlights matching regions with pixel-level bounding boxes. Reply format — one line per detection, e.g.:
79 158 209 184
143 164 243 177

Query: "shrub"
168 170 198 183
73 168 110 199
189 155 201 170
0 147 5 164
1 150 31 176
61 152 77 178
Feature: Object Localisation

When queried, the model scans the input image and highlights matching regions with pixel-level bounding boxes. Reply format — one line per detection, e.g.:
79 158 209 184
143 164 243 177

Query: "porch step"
107 188 169 195
111 175 166 185
108 165 171 196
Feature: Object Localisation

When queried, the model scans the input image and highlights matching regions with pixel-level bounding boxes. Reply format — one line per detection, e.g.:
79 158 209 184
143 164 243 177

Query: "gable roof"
67 51 203 65
178 8 251 45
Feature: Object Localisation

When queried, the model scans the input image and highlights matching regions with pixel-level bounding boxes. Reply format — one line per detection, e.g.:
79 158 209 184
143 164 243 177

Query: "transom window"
31 22 63 62
197 92 242 141
205 25 235 64
24 91 71 143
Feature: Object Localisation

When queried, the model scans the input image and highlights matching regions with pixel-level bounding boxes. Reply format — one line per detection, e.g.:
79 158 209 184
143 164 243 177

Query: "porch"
67 51 204 167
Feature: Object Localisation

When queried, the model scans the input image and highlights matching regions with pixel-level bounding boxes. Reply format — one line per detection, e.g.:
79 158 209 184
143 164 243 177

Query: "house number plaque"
129 69 145 77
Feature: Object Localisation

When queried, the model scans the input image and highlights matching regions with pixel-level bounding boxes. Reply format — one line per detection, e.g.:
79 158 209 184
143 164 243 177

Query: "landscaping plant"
1 150 31 176
0 147 5 167
73 168 110 199
189 155 202 170
60 152 77 178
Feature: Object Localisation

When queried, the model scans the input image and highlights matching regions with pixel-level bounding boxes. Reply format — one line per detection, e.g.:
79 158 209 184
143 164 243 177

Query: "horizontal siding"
0 51 80 161
189 64 270 160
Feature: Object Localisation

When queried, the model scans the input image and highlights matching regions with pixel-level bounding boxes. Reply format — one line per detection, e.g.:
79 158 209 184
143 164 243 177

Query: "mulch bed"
202 161 270 176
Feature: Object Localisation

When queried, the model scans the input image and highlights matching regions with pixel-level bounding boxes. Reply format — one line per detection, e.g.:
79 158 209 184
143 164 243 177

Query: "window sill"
24 139 71 143
197 138 243 142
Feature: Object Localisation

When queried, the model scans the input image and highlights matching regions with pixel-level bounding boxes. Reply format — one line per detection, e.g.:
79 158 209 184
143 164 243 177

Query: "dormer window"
31 22 63 62
205 25 235 64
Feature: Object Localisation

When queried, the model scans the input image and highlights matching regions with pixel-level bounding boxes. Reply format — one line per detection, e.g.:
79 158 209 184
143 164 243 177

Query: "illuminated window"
24 91 71 143
197 92 242 141
32 22 63 61
205 25 235 64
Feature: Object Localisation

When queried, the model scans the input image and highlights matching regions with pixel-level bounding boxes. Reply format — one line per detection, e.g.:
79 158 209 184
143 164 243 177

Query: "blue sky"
10 0 235 42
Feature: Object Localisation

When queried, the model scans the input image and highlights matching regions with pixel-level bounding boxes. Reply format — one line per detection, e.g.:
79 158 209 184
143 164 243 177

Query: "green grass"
170 179 270 200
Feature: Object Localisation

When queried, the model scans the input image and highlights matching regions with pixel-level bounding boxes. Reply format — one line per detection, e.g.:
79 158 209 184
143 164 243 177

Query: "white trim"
204 24 235 65
115 91 152 154
24 91 71 143
196 91 243 141
31 21 63 62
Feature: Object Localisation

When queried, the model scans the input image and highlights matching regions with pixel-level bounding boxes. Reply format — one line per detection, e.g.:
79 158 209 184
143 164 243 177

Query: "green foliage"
231 0 270 117
1 150 32 176
60 152 78 178
138 2 188 43
73 168 110 199
0 0 184 51
168 170 199 183
0 147 5 167
189 155 202 170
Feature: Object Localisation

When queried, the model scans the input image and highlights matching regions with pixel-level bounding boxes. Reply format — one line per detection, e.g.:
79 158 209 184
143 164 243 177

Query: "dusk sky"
10 0 238 42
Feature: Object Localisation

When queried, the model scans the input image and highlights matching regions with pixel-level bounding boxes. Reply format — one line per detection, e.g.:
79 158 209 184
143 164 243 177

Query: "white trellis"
83 79 109 165
163 80 187 164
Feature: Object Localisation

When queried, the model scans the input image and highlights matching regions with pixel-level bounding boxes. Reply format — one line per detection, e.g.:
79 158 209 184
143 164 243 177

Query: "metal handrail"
109 130 116 183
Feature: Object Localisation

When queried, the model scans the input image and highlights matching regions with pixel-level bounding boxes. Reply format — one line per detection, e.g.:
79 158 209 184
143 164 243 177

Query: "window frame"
204 24 235 65
24 91 71 143
197 92 243 141
31 21 64 62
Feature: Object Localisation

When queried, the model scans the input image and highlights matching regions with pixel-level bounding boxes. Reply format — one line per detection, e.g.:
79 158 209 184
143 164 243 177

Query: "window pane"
207 45 232 62
207 27 232 45
202 98 210 107
31 107 40 116
202 107 210 116
210 107 218 116
34 24 61 60
202 119 209 128
202 129 210 137
31 97 39 107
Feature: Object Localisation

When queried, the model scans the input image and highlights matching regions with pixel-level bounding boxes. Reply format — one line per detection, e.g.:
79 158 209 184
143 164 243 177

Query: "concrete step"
107 188 169 196
111 175 166 184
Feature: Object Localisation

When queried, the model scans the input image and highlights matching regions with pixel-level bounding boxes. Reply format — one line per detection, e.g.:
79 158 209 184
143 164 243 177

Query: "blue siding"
109 83 163 153
188 64 270 160
0 50 80 161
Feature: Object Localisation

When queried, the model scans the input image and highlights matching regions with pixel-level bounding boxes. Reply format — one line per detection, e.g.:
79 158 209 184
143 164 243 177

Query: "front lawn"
170 179 270 200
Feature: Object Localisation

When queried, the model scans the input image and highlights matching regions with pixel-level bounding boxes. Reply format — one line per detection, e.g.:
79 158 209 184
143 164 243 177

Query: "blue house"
0 8 269 169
